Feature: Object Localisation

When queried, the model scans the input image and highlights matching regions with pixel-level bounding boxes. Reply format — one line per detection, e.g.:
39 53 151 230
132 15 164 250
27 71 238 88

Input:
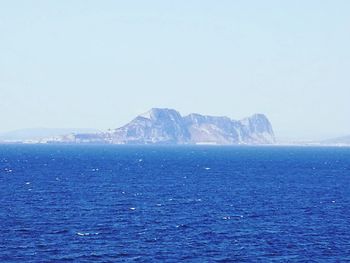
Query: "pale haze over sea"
1 1 349 141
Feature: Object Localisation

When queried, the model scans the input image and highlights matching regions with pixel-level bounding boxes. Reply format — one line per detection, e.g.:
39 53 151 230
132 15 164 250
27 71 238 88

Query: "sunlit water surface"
1 145 350 262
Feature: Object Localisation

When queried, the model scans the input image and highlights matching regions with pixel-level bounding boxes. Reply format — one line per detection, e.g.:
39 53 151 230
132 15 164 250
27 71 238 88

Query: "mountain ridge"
320 135 350 145
66 108 275 145
7 108 275 145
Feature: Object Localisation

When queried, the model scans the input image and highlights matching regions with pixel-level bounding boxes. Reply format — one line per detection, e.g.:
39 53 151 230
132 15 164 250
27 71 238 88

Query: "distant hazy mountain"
0 128 99 142
321 135 350 145
58 108 275 145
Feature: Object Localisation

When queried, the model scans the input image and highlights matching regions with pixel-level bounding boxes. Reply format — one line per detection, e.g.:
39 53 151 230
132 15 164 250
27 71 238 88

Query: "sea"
0 145 350 262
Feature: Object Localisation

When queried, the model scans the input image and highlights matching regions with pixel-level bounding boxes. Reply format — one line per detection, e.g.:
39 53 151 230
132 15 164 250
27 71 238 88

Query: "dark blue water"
1 145 350 262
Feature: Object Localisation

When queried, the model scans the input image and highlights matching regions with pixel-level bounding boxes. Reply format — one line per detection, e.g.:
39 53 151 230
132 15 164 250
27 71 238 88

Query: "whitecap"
223 215 243 220
76 232 99 236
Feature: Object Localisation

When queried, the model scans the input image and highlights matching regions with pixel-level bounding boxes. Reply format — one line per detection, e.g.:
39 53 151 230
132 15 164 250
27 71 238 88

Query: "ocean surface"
0 145 350 262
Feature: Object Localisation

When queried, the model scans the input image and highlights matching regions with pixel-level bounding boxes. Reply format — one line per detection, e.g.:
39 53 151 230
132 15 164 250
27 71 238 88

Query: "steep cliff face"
109 108 275 145
111 108 190 144
183 114 241 144
239 114 275 144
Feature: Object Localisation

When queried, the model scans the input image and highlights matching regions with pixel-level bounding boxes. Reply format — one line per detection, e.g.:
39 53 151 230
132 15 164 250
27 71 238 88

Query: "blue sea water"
0 145 350 262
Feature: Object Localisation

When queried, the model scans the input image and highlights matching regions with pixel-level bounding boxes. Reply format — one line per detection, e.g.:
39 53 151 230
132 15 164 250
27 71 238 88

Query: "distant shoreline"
0 142 350 148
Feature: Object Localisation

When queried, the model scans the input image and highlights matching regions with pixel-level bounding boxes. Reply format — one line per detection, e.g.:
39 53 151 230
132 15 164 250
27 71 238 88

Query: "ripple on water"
1 145 350 262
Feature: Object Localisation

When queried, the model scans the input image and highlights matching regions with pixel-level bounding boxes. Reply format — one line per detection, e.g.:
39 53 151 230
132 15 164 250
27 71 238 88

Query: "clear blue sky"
1 0 349 140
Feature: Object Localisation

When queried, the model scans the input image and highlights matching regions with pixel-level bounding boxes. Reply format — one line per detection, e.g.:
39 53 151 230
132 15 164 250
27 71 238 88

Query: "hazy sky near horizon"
1 1 349 140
